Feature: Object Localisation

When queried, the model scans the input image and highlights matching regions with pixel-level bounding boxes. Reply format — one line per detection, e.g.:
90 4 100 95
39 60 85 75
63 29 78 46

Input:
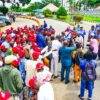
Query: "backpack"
83 61 97 81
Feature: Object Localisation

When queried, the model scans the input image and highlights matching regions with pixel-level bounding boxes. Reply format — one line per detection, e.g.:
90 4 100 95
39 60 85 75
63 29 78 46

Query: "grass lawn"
51 14 100 25
83 15 100 22
52 15 75 25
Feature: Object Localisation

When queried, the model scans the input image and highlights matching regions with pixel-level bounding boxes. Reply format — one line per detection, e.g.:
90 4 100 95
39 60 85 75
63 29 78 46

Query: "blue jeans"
80 78 94 98
61 66 70 82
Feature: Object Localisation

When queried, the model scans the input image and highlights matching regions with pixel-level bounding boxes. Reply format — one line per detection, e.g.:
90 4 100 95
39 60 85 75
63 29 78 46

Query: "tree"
56 6 67 19
80 0 100 8
41 0 60 7
22 2 43 12
0 6 9 15
10 4 21 12
19 0 31 6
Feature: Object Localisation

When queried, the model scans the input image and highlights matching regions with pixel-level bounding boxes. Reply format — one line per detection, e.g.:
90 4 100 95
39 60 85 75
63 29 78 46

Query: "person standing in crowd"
77 27 86 38
88 26 96 41
18 50 26 85
77 27 86 47
59 40 75 84
36 63 54 100
43 20 48 29
51 36 62 78
72 43 83 83
75 34 84 47
95 28 100 59
64 27 72 41
79 51 97 100
36 31 46 48
89 36 99 60
0 55 23 99
25 51 40 87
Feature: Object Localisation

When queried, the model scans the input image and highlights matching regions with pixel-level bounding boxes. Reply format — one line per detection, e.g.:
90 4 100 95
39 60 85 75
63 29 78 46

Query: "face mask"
0 61 3 67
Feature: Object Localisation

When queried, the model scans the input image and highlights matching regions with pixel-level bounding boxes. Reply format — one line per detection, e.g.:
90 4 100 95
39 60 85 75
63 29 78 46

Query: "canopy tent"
42 3 58 12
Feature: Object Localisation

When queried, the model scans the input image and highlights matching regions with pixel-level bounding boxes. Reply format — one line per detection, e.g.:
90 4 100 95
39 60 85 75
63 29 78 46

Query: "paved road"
1 18 38 31
2 18 100 100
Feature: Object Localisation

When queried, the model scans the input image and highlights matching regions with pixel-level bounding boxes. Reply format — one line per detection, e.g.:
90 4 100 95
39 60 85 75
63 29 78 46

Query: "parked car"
0 17 11 27
0 19 6 27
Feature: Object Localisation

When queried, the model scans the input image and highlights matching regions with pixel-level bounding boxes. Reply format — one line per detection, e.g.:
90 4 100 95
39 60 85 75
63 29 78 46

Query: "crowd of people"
0 21 99 100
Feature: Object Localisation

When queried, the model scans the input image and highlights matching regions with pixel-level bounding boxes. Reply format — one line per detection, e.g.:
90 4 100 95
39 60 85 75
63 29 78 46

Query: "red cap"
18 50 25 58
0 91 11 100
32 51 40 60
29 76 37 89
32 43 38 49
0 45 7 52
6 35 12 42
11 60 19 68
34 47 41 53
36 63 44 71
12 47 18 54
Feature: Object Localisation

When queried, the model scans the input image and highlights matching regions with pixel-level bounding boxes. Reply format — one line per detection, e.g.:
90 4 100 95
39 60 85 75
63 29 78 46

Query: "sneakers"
65 80 70 84
88 98 92 100
78 95 84 100
61 78 64 82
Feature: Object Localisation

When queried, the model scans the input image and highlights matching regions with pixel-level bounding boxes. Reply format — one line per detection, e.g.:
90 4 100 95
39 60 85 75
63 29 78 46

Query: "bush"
0 6 9 15
56 6 67 18
43 9 53 17
57 16 67 20
73 14 83 24
22 3 36 12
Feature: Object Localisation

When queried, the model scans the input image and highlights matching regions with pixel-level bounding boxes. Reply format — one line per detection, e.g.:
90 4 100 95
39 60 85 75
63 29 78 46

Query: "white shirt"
75 36 83 45
51 40 62 57
25 60 38 86
64 32 72 40
37 82 54 100
89 30 95 37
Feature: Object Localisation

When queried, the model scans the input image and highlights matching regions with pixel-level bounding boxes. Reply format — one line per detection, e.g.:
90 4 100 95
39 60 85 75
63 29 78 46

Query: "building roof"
95 6 100 10
42 3 58 12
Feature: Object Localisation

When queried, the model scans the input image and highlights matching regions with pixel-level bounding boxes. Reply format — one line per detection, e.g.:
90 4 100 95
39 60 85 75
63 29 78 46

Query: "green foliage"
81 0 100 7
10 4 21 12
83 15 100 22
41 0 60 7
0 6 8 15
56 6 67 19
22 2 43 12
19 0 31 6
73 14 83 23
43 9 53 17
57 16 67 20
28 12 35 16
